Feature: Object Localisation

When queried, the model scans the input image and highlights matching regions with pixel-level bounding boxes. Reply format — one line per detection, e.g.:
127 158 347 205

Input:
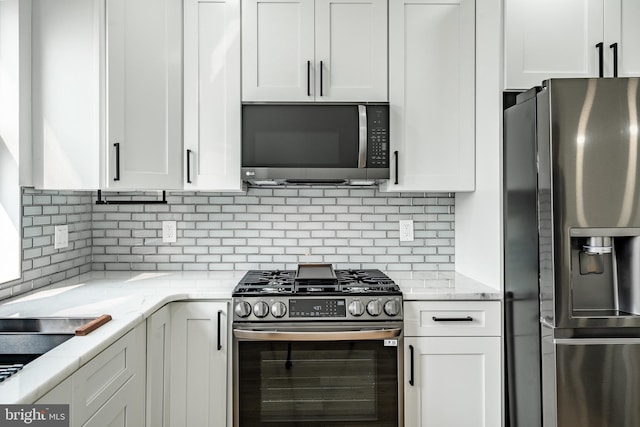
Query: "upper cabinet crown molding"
505 0 640 90
241 0 388 102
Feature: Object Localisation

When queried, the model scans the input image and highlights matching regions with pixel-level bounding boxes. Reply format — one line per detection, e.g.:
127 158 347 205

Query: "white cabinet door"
170 301 229 427
605 0 640 77
106 0 182 189
31 0 103 190
36 323 146 427
73 323 146 426
382 0 474 192
314 0 387 101
405 336 501 427
505 0 640 88
242 0 387 102
505 0 603 89
184 0 242 191
242 0 315 101
146 305 171 427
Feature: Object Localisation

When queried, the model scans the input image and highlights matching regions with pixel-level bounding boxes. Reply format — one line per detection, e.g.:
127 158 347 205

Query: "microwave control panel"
367 106 389 168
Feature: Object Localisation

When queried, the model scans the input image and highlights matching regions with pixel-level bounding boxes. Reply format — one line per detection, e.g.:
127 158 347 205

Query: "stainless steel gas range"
232 264 403 427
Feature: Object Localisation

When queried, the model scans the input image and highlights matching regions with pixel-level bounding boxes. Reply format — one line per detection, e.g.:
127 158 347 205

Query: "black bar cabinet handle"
610 42 618 78
596 42 604 77
432 316 474 322
394 150 399 185
217 309 223 351
320 60 324 96
409 344 414 386
113 142 120 181
307 60 311 96
186 149 192 184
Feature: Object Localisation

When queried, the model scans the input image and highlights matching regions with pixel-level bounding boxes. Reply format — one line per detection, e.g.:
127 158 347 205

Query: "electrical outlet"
162 221 177 243
54 225 69 249
399 220 414 242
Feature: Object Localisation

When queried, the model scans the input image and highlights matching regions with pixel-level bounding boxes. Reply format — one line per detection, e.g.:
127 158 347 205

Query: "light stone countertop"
0 270 500 404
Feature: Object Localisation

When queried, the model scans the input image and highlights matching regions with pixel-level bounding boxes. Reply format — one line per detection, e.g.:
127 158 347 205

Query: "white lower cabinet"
36 323 146 427
146 304 172 427
169 301 229 427
403 301 501 427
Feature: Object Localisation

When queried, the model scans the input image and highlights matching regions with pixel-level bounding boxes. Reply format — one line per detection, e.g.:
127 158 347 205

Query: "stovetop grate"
233 269 400 296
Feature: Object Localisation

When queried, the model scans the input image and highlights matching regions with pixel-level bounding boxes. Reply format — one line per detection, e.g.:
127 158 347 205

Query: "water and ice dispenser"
571 230 640 319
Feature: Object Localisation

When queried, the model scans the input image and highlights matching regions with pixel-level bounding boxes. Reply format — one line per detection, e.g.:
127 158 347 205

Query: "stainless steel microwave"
241 103 389 185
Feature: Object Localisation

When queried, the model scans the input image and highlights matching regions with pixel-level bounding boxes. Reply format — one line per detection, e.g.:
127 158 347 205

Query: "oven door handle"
233 328 401 341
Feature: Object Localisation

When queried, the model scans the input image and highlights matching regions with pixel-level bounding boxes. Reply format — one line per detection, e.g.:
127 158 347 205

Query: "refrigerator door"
547 337 640 427
504 89 542 426
538 78 640 329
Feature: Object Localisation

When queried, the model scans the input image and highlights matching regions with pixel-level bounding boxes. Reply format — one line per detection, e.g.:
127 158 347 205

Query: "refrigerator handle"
596 42 604 77
610 42 618 78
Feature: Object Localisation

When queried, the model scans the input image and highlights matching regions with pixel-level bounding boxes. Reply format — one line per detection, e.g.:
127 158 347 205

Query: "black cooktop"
233 266 400 296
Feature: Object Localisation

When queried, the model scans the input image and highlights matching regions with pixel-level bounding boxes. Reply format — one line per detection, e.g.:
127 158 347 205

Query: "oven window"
237 340 398 426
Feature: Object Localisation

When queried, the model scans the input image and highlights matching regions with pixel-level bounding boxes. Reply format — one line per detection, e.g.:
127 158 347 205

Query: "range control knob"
384 300 400 317
234 301 251 318
253 301 270 318
271 301 287 318
367 300 382 316
348 300 365 317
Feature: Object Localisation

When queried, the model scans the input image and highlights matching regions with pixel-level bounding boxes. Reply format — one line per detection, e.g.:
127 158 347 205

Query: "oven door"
233 322 403 427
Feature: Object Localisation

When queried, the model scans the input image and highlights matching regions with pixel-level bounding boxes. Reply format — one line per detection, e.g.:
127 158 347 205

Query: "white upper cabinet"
314 0 388 101
505 0 640 90
31 0 183 190
242 0 387 102
31 0 103 190
107 0 183 189
183 0 242 191
381 0 475 192
605 0 640 77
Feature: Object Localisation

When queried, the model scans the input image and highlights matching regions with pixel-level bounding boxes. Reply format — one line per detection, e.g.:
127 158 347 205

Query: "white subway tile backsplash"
2 187 455 300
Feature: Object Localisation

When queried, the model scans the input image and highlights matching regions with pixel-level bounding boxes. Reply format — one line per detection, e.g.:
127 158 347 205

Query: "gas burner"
258 270 295 280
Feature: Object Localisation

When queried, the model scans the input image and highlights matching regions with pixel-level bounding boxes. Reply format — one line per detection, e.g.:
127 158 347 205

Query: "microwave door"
242 104 360 169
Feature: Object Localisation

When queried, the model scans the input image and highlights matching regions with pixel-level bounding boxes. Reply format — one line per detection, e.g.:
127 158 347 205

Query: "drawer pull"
432 316 473 322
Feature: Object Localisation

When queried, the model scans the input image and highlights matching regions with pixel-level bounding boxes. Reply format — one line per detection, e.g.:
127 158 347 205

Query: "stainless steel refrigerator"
504 78 640 427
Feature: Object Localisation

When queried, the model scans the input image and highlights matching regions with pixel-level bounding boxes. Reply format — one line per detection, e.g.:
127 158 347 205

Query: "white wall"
455 0 503 290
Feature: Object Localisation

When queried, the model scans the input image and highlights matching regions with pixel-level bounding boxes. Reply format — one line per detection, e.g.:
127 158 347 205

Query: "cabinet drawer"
404 301 501 337
73 324 146 422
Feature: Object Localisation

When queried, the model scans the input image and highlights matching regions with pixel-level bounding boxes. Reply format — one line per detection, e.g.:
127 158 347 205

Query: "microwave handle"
358 105 367 168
